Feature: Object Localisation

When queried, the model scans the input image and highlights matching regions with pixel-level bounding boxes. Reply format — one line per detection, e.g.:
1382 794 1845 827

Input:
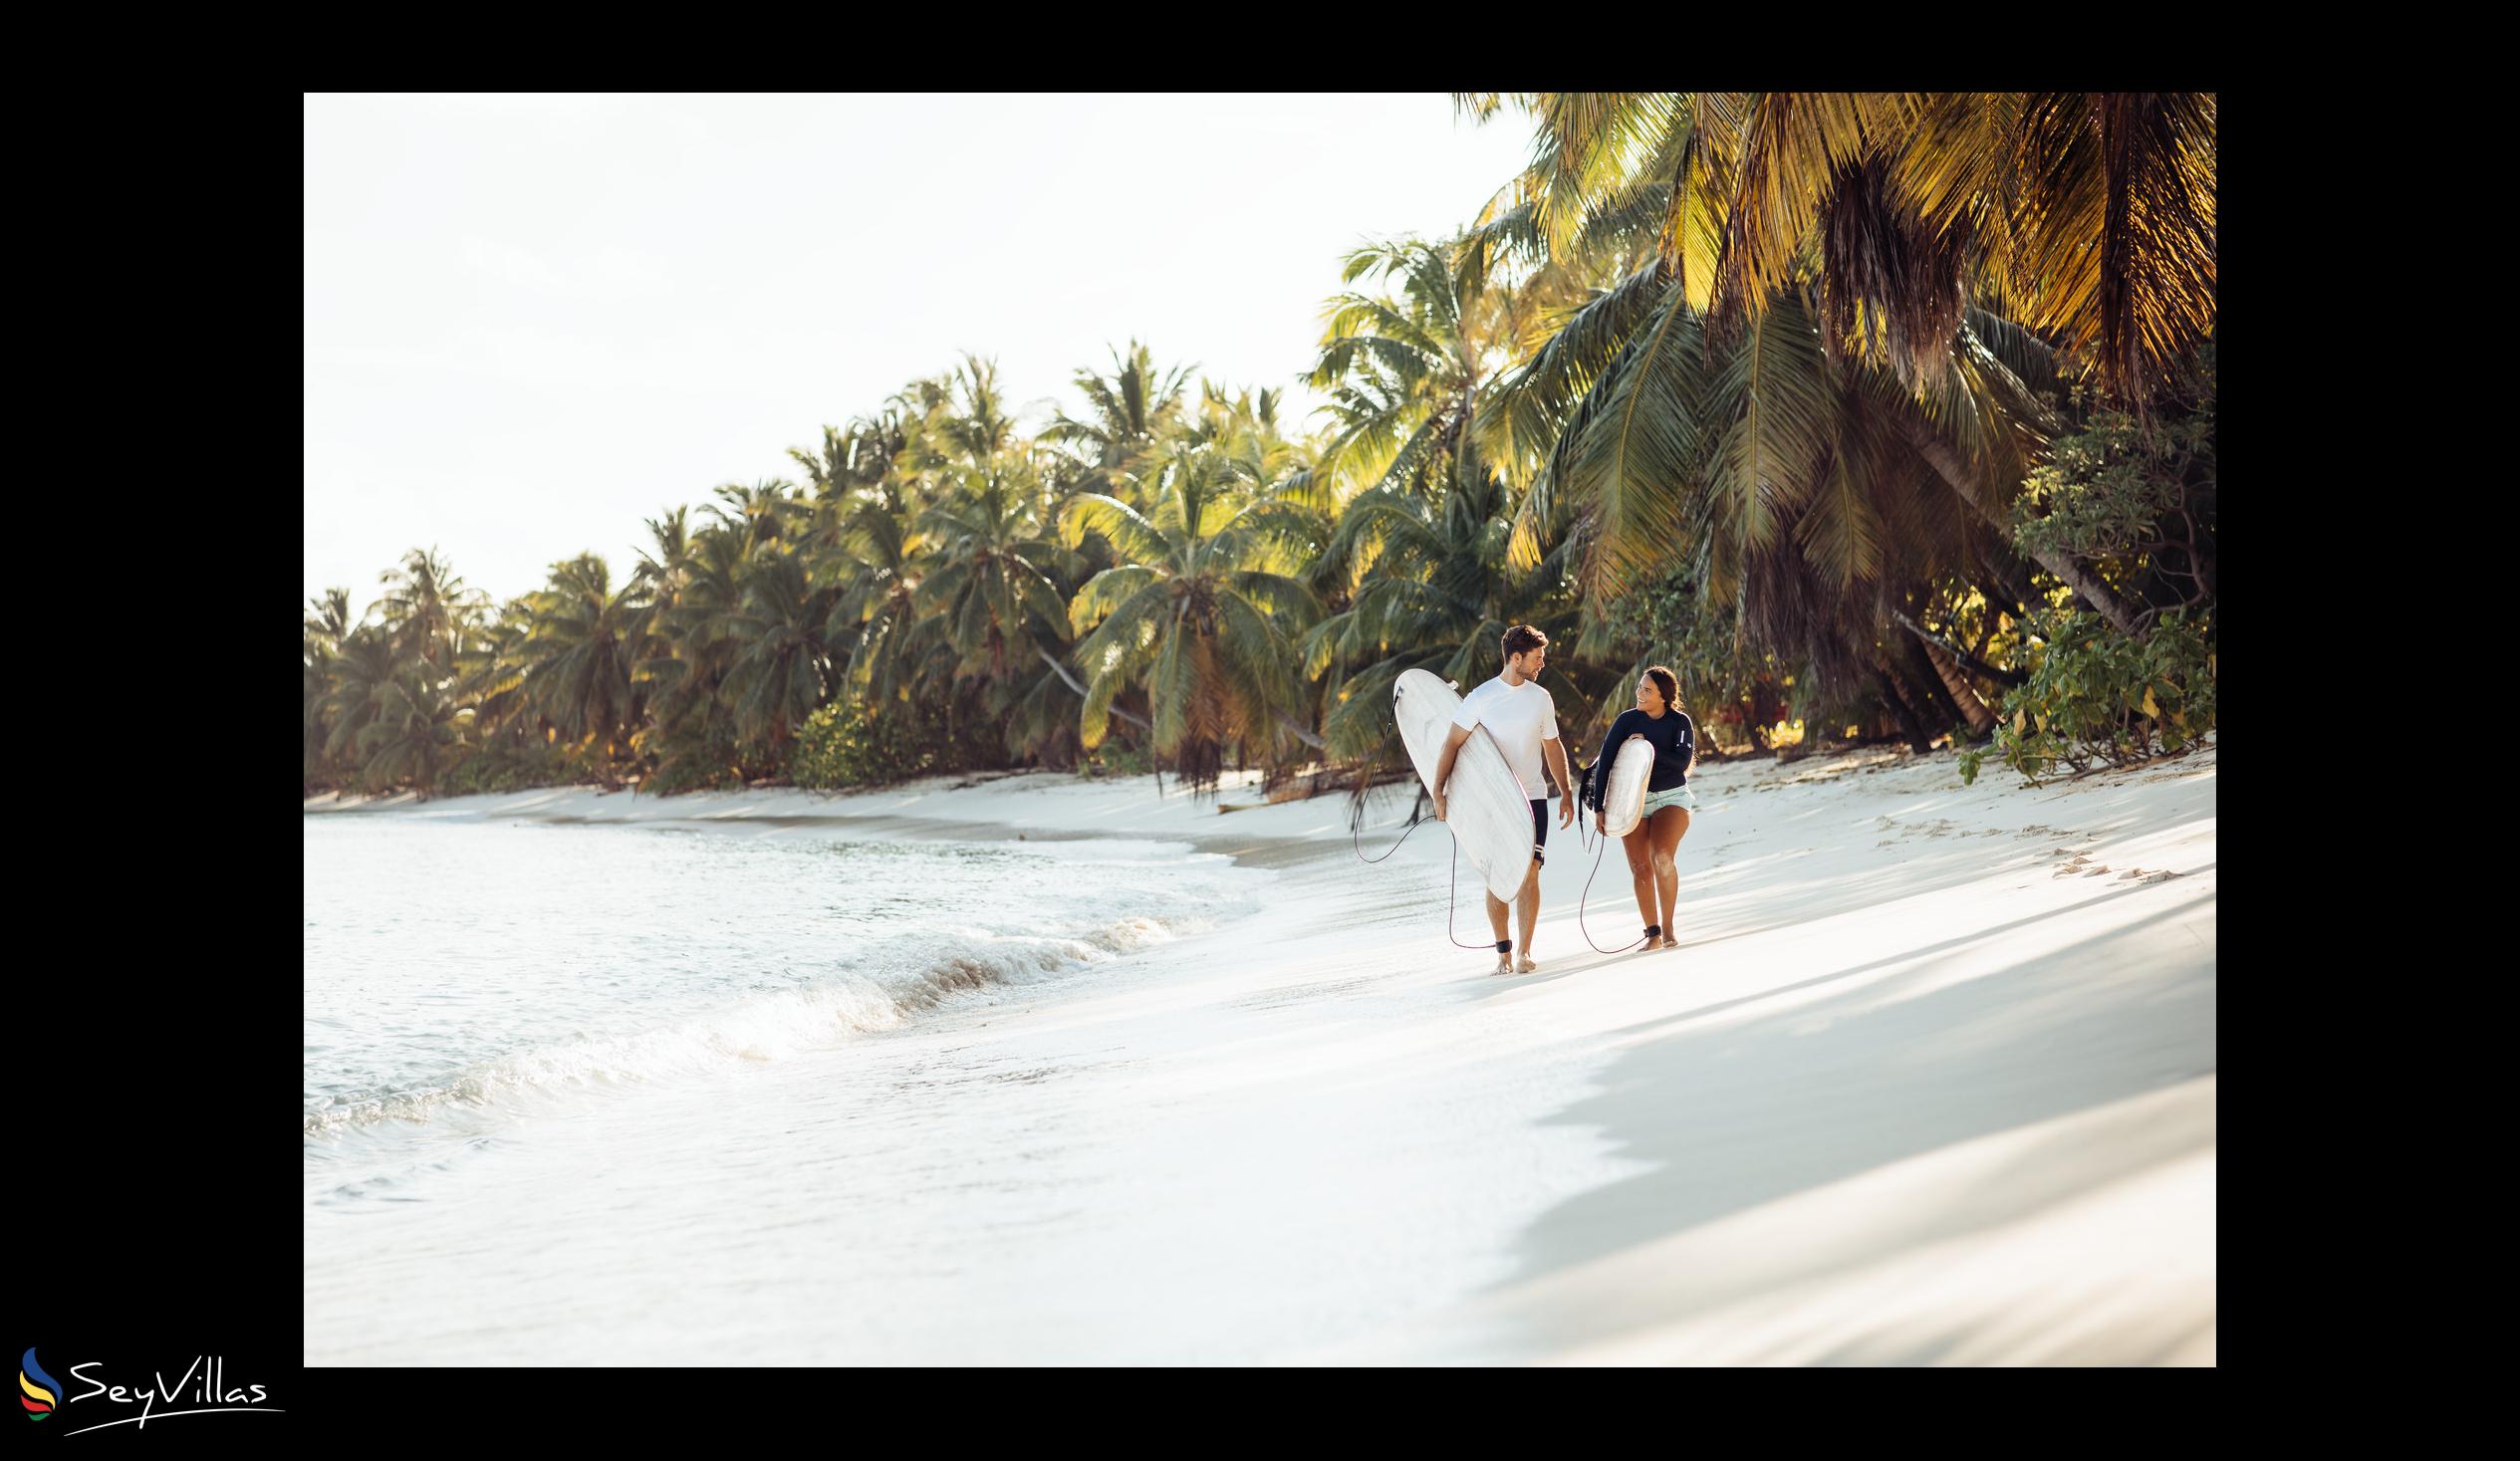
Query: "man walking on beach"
1430 624 1576 974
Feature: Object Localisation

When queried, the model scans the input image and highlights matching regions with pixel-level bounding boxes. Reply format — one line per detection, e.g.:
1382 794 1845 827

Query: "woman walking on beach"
1593 666 1695 950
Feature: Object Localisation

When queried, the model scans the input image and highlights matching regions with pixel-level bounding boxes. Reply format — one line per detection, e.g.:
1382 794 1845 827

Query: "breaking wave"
303 912 1192 1137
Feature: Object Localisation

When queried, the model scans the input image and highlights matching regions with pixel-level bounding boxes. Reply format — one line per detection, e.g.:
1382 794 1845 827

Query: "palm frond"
1544 282 1708 595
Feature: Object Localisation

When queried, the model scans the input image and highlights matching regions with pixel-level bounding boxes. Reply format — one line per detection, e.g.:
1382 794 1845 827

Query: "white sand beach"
304 740 2214 1365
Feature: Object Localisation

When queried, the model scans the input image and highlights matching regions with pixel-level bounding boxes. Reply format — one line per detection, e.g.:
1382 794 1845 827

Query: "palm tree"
517 554 648 764
355 662 471 795
446 601 538 771
789 415 908 504
304 589 357 790
1458 92 2214 406
917 459 1073 681
931 356 1020 470
1187 382 1316 500
377 547 487 669
628 505 696 697
319 623 400 776
1306 235 1534 507
706 480 805 557
305 588 356 644
1303 461 1592 760
634 522 754 784
789 413 916 564
632 507 693 603
1464 92 2211 639
1060 443 1321 789
1300 236 1624 752
717 548 843 761
1500 274 2029 737
1042 341 1195 499
832 499 946 713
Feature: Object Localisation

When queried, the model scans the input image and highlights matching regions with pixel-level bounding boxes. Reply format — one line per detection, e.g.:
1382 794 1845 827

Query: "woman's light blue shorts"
1640 784 1698 818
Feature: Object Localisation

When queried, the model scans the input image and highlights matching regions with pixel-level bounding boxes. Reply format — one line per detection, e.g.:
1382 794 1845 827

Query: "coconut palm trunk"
1035 649 1151 730
1917 634 1998 734
1873 656 1936 753
1914 639 1995 735
1887 409 2144 636
1275 712 1328 753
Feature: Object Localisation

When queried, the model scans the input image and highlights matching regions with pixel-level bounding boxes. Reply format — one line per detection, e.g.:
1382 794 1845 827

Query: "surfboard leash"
1352 800 1507 951
1369 695 1638 955
1354 781 1645 954
1571 782 1653 955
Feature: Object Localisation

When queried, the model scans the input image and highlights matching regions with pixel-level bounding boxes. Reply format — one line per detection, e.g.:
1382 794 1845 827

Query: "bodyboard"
1601 737 1655 839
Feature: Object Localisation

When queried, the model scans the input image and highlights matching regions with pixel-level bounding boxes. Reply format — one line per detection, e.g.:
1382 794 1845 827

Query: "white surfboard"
1393 669 1536 903
1600 737 1656 838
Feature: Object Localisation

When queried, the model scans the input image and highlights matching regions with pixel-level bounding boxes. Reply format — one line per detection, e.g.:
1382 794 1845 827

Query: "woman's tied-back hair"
1501 624 1549 661
1642 665 1680 711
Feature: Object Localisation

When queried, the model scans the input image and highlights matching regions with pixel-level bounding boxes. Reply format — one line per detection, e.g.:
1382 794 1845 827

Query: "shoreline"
305 741 2215 1364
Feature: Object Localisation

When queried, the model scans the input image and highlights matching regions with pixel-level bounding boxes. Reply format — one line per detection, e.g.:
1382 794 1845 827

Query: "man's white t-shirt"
1450 674 1561 796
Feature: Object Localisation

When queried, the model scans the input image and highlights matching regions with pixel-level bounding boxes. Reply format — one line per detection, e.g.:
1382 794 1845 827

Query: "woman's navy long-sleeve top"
1592 707 1695 797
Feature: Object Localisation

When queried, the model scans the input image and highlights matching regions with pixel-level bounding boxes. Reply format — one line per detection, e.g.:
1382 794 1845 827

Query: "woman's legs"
1649 806 1692 944
1621 826 1656 928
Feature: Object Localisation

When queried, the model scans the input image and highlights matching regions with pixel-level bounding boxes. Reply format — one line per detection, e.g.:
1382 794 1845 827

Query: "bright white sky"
305 93 1538 612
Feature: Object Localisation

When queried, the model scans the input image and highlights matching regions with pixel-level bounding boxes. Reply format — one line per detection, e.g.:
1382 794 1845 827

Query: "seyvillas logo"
21 1348 59 1421
18 1349 282 1435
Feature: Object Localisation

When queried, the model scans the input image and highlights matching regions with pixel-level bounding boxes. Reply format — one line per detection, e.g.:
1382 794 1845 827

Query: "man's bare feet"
1515 955 1537 973
1658 934 1679 950
1493 952 1514 975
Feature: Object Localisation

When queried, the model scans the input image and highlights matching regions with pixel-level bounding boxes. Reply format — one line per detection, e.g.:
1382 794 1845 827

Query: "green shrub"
438 735 591 797
634 720 748 796
786 696 954 790
1958 609 2215 786
642 757 744 796
2011 348 2216 619
1078 743 1154 780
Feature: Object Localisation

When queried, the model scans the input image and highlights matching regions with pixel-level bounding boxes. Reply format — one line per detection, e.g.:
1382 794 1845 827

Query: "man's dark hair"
1501 624 1549 661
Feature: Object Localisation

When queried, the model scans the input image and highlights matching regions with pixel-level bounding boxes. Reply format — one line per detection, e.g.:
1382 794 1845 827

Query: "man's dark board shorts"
1529 798 1549 866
